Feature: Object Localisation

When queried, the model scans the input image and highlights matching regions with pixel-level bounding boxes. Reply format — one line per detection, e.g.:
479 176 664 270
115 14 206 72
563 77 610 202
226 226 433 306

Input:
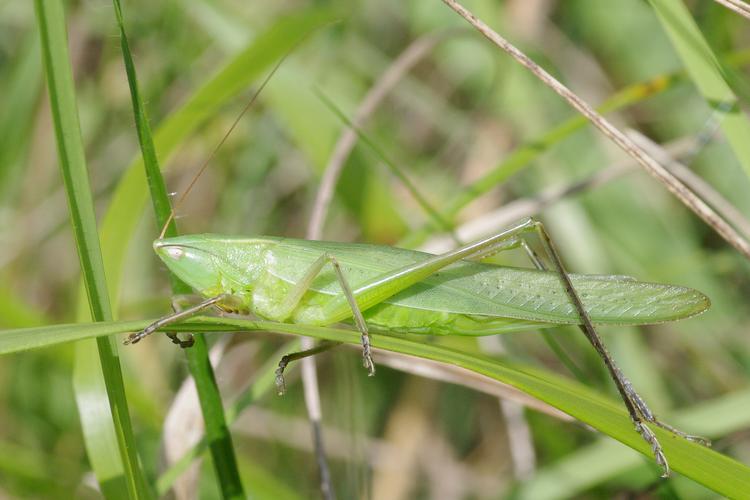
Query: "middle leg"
268 252 380 392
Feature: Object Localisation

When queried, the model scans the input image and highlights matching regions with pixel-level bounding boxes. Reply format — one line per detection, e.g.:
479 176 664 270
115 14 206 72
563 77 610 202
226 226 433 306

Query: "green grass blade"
515 388 750 499
0 31 42 201
72 10 333 495
648 0 750 180
111 0 244 496
156 341 300 496
0 317 748 497
96 7 339 311
32 1 149 498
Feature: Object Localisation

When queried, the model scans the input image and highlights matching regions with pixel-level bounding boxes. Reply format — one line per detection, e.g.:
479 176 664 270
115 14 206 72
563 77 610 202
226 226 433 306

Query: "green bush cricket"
123 67 711 480
126 220 712 477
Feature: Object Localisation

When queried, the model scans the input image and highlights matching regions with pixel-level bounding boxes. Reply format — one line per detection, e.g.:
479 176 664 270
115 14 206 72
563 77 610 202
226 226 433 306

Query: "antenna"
158 52 293 239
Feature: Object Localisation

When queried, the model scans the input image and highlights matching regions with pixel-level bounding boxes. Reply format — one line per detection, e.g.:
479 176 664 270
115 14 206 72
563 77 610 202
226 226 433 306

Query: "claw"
635 421 670 478
275 367 287 396
177 333 195 349
361 333 376 376
363 353 376 377
275 355 290 396
123 332 143 345
166 332 195 348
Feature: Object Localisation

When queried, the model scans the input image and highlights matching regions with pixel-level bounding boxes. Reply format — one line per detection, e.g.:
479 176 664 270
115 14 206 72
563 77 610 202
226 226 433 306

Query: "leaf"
33 1 149 497
111 0 244 495
1 317 748 498
649 0 750 181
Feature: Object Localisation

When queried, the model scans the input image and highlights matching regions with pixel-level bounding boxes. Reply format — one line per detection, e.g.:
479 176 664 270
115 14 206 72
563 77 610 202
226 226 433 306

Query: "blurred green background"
1 0 750 498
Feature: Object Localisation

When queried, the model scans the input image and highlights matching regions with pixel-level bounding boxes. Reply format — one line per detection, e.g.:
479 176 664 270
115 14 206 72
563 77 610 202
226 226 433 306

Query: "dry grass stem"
441 0 750 261
373 349 572 421
299 31 465 498
713 0 750 20
628 130 750 239
421 136 700 253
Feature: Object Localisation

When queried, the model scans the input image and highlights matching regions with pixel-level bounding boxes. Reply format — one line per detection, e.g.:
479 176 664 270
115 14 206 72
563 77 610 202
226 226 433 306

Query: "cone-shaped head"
153 234 270 298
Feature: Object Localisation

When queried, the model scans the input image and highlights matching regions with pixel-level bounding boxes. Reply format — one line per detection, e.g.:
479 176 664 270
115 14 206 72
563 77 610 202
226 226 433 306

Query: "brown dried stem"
713 0 750 21
440 0 750 261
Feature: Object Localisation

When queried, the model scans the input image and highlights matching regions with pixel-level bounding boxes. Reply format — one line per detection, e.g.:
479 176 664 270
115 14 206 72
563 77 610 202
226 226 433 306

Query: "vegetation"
1 0 749 498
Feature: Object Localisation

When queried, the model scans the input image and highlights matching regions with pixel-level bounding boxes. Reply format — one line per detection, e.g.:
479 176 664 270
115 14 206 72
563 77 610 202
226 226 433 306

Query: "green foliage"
2 0 750 498
649 0 750 179
111 0 244 496
2 317 750 497
33 1 149 498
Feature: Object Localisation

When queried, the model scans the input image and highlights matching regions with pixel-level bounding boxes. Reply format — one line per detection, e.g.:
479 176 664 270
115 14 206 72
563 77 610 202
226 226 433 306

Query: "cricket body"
149 233 708 336
127 217 711 477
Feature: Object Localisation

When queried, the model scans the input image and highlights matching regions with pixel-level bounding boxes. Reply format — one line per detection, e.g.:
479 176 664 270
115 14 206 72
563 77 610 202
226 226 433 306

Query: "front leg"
164 295 201 348
124 293 231 345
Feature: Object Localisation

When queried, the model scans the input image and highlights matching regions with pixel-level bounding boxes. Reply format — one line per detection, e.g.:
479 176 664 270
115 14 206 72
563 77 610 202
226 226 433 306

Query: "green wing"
262 238 710 326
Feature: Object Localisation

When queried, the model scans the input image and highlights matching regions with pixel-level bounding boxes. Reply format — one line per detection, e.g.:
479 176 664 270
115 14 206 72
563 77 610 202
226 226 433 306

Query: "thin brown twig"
629 130 750 240
713 0 750 21
440 0 750 261
420 136 699 253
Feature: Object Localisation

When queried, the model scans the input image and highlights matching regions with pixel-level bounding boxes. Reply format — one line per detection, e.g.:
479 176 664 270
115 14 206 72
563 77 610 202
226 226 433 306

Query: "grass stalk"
33 0 149 498
111 0 244 497
649 0 750 181
1 316 749 497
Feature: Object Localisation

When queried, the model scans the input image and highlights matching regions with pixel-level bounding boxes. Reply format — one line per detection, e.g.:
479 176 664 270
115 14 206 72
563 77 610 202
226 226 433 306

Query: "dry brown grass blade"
441 0 750 261
713 0 750 21
420 134 704 253
628 130 750 240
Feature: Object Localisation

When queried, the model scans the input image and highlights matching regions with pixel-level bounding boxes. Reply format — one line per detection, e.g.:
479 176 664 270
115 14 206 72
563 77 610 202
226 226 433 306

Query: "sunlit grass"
1 1 749 498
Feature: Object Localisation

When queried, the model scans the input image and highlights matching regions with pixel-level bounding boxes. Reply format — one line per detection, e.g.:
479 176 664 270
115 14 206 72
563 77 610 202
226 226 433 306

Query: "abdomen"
362 301 553 336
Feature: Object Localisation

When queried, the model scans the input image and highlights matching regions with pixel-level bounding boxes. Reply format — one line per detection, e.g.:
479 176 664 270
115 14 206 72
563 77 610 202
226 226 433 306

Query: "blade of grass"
94 7 339 312
71 9 334 495
649 0 750 182
33 1 149 498
156 340 300 495
0 31 42 201
0 317 748 497
111 0 244 497
516 388 750 499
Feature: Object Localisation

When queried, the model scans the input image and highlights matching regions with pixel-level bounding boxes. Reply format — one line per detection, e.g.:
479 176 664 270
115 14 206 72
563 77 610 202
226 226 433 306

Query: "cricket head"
153 234 268 299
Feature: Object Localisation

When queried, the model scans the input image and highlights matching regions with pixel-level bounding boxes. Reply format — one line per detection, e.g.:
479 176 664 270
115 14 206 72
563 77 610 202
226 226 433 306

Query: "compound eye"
164 246 185 260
